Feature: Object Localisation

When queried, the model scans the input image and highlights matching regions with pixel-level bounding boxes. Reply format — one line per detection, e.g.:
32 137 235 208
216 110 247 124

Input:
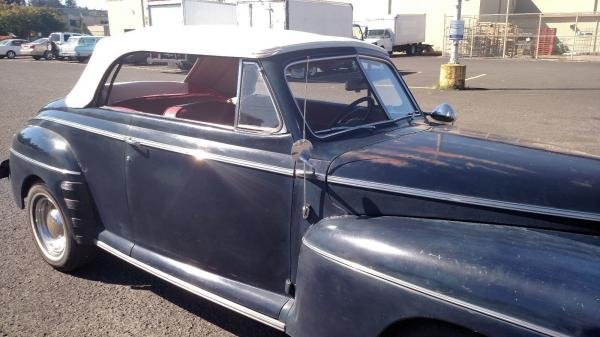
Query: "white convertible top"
65 25 383 108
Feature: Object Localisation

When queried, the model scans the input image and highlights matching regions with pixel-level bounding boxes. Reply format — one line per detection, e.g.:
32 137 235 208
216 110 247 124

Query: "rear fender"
285 216 600 337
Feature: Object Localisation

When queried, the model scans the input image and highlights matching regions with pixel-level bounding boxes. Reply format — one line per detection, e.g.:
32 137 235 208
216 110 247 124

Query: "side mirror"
291 139 315 174
430 103 457 123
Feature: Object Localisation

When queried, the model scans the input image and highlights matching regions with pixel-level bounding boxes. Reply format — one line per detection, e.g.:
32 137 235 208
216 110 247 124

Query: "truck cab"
364 28 394 53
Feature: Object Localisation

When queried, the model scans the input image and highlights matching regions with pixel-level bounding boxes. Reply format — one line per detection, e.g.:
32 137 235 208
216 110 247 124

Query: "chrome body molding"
95 240 287 331
36 115 294 177
9 148 81 176
302 239 567 337
327 176 600 222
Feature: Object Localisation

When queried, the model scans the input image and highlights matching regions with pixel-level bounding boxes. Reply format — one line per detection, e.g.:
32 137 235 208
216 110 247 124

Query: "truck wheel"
6 50 16 59
43 51 53 60
33 55 41 60
27 184 95 271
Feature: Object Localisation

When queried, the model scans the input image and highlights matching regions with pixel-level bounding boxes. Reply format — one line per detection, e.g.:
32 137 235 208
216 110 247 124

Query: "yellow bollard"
439 63 466 89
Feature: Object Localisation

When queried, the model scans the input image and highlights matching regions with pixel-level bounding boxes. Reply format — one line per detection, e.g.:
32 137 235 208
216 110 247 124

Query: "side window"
236 62 280 131
99 51 240 128
64 34 70 42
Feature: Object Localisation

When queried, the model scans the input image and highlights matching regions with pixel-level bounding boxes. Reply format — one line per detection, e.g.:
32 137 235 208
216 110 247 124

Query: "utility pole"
502 0 511 58
449 0 463 64
593 0 599 54
440 0 467 89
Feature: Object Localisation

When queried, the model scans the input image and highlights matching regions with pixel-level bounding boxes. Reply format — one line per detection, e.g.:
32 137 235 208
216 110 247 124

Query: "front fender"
286 216 600 337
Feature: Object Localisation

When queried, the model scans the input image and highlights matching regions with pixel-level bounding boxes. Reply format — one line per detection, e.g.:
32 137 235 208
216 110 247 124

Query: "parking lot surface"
0 56 599 336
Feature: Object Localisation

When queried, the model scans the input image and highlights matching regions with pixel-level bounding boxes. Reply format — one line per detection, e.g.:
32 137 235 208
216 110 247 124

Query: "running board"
95 240 286 331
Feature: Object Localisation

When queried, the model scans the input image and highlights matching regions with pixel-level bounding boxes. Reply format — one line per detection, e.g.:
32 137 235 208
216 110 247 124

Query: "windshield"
49 34 59 42
285 56 416 137
367 29 386 38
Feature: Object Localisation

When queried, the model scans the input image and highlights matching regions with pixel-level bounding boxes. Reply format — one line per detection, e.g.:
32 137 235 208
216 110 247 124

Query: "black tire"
76 56 88 63
6 50 16 59
33 55 41 60
43 50 53 60
26 183 95 271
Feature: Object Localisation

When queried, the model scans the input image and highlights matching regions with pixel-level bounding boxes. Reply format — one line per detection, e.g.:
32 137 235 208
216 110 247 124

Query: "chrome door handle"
124 137 146 155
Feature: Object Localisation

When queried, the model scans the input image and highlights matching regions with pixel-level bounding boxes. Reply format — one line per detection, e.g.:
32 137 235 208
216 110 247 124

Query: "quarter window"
237 62 280 131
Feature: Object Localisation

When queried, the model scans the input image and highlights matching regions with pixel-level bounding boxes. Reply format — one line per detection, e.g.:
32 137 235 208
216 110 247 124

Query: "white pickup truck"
362 14 432 55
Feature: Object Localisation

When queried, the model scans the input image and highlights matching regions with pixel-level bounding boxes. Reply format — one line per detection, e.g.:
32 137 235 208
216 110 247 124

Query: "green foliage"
29 0 64 8
64 0 75 8
0 4 64 38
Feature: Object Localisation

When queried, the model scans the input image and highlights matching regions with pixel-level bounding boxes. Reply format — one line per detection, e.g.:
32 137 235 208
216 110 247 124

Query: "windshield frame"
283 54 422 139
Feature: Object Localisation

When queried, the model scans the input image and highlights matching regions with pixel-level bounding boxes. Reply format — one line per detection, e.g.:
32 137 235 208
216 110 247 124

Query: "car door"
121 58 295 296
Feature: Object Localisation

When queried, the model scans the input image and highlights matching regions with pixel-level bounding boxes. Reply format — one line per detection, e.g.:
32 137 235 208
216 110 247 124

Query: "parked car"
48 32 82 58
0 39 28 59
1 26 600 337
20 38 53 60
59 36 102 62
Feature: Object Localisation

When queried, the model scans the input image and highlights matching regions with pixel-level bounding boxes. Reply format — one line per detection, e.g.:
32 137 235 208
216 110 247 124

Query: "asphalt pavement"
0 56 599 336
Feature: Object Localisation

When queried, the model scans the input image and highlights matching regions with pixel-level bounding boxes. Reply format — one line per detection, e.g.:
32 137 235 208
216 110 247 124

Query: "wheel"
6 50 16 59
27 184 95 271
43 50 53 60
76 56 88 63
33 55 41 60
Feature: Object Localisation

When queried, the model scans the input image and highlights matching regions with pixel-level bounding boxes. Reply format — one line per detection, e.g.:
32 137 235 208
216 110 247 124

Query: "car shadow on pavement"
72 250 286 337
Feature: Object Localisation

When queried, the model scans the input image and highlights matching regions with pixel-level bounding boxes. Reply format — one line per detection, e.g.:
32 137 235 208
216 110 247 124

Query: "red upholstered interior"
166 101 236 125
112 91 225 116
112 91 235 126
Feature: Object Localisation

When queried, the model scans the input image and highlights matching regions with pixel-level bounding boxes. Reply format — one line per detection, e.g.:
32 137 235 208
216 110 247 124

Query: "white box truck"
236 0 353 38
361 14 431 55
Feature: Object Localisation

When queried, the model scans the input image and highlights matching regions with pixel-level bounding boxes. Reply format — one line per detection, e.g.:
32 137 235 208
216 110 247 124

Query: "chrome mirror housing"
291 139 313 162
291 139 315 174
430 103 457 123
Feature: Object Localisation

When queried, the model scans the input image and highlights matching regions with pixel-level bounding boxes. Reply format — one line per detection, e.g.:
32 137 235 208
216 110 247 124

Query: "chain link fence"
442 12 600 59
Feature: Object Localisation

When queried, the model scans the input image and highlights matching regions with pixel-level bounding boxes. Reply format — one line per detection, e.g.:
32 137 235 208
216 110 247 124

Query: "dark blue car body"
2 30 600 337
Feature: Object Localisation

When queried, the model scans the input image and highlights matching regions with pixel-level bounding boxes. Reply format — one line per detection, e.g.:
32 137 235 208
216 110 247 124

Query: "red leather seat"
163 100 236 126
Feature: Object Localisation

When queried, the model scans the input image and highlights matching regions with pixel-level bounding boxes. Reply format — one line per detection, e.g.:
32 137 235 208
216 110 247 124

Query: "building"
57 8 110 36
348 0 599 52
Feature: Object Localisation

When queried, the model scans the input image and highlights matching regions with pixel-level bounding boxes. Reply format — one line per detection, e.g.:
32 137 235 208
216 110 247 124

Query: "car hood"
364 37 383 44
327 126 600 224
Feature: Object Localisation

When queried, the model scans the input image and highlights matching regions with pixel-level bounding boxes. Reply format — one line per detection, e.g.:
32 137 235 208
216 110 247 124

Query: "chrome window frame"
94 53 287 136
234 59 285 134
283 54 421 139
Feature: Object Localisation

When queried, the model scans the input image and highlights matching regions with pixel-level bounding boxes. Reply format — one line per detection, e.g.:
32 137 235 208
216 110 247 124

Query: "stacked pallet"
459 22 520 57
536 27 556 56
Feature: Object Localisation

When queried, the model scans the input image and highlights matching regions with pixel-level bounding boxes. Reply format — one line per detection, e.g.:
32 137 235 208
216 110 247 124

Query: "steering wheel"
329 96 374 129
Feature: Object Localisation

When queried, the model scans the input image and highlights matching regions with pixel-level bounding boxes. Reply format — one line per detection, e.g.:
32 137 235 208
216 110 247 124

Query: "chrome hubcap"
31 194 66 261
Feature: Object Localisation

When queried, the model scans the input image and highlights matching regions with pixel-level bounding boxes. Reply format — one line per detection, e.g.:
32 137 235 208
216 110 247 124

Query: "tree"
2 0 26 5
0 4 64 38
29 0 63 8
64 0 75 7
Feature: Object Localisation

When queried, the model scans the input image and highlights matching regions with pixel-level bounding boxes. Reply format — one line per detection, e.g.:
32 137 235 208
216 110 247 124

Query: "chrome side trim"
9 149 81 175
95 240 286 331
35 116 294 177
135 137 295 176
37 115 127 141
302 239 566 337
328 176 600 222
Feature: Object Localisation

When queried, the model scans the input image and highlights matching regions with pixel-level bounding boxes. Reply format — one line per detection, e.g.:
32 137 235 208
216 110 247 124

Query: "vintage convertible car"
1 25 599 337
